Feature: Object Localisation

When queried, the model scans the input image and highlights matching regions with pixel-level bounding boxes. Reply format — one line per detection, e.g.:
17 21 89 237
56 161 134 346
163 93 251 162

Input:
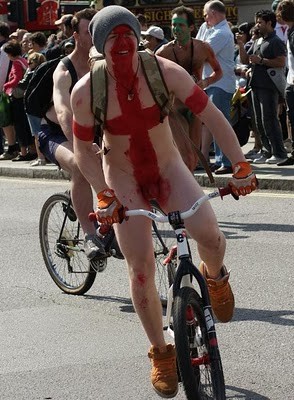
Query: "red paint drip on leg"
139 298 149 310
137 273 146 286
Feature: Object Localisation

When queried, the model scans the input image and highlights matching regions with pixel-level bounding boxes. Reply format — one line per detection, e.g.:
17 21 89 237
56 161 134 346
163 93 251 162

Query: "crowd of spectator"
0 0 293 168
0 14 75 164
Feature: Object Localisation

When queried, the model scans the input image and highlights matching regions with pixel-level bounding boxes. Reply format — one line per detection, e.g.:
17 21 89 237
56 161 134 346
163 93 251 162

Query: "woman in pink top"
3 40 36 161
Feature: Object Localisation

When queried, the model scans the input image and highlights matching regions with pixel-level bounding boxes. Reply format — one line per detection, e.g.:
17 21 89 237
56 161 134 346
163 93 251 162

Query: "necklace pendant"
128 92 134 101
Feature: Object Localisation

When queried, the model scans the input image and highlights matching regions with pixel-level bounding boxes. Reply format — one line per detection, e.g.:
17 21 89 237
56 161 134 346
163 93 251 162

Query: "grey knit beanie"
89 6 141 55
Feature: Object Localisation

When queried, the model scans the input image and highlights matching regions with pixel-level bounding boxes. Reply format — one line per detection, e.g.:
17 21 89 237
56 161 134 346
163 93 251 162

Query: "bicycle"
39 190 176 300
124 187 233 400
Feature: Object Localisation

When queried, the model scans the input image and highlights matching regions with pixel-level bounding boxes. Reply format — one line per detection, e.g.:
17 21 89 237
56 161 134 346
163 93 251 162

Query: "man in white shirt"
196 0 236 174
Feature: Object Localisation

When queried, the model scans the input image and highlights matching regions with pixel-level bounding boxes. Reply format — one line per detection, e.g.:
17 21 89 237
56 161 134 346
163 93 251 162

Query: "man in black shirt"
275 0 294 165
238 9 288 164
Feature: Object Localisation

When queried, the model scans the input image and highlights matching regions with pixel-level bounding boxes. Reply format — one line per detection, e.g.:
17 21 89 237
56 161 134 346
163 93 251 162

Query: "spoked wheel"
173 287 226 400
39 192 99 295
151 207 176 306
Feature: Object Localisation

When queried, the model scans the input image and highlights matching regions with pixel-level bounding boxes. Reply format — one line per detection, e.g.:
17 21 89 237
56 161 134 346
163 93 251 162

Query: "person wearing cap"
9 29 28 43
71 5 257 398
55 14 74 37
156 5 223 171
141 25 168 53
46 14 75 60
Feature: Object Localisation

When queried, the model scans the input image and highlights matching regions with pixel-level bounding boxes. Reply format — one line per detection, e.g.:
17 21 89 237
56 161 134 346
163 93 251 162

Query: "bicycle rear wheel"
39 192 98 295
152 207 176 306
173 287 226 400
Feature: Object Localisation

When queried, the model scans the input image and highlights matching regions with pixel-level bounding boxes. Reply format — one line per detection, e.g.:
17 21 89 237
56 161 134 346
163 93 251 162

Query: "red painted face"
106 25 137 76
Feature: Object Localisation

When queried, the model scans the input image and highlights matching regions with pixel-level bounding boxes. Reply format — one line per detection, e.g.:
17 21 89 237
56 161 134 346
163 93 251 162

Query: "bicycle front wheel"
152 208 176 306
173 287 226 400
39 192 98 295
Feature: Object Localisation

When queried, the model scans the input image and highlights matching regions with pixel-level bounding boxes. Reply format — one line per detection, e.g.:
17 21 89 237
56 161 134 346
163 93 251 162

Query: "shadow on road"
83 294 135 313
225 385 270 399
232 307 294 326
218 220 294 240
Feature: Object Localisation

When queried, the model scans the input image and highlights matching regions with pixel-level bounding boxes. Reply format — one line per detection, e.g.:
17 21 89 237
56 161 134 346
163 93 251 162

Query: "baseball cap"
9 29 28 41
55 14 74 26
141 26 164 40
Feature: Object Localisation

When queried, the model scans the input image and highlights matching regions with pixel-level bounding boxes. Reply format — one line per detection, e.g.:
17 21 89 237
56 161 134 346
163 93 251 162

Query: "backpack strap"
138 50 171 122
90 59 108 126
61 56 78 93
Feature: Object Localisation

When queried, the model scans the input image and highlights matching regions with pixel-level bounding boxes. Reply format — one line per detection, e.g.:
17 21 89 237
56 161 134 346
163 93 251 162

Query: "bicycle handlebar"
125 186 234 223
89 186 236 224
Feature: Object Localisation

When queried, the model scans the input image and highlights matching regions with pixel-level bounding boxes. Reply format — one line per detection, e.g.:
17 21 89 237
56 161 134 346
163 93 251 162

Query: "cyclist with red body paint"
71 6 257 398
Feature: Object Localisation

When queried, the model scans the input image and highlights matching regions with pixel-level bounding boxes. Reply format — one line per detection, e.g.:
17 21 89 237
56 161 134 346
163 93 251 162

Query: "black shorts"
38 124 67 166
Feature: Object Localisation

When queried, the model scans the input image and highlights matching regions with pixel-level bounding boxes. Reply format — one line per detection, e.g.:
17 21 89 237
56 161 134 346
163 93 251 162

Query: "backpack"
91 50 215 184
91 50 171 127
24 56 78 117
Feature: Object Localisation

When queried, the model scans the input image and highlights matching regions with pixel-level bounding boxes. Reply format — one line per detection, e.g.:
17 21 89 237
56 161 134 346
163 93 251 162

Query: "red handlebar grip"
219 186 239 201
218 187 232 198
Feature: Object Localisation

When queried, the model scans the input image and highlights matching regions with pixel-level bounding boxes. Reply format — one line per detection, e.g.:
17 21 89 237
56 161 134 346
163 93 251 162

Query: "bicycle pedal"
90 257 107 272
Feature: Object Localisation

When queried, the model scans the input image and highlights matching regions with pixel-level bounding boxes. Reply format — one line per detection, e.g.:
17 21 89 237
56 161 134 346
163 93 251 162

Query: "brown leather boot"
148 344 178 398
199 262 235 322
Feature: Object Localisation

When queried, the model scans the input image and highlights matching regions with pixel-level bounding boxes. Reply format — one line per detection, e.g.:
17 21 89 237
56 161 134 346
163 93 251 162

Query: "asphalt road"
0 177 293 400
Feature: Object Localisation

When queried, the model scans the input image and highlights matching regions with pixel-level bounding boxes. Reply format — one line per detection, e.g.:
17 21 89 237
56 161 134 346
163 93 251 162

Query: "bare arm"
160 58 246 165
53 63 74 142
198 42 223 89
71 73 107 194
249 54 286 68
236 37 250 65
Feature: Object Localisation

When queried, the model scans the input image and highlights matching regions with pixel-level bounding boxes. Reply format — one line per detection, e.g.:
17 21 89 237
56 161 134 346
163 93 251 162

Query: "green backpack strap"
91 51 171 127
91 59 108 127
139 50 171 122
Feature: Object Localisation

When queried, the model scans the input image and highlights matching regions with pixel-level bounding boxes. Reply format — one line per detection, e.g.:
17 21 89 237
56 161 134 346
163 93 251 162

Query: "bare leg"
115 217 166 347
34 135 45 160
2 125 16 146
55 142 95 235
110 184 166 347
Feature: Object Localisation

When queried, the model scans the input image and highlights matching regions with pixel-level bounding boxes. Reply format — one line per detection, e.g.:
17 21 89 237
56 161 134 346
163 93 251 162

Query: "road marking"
1 177 294 198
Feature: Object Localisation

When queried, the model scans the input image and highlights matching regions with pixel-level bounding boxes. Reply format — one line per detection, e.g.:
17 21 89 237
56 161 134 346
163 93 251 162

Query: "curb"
0 165 70 180
0 164 293 191
193 173 294 192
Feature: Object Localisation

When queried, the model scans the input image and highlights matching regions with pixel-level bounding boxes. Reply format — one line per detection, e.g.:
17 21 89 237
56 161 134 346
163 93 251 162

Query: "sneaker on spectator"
0 150 18 160
148 344 178 398
284 139 292 153
244 149 259 159
199 262 234 322
266 155 288 164
277 156 294 166
31 158 46 166
84 234 106 260
253 155 268 164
